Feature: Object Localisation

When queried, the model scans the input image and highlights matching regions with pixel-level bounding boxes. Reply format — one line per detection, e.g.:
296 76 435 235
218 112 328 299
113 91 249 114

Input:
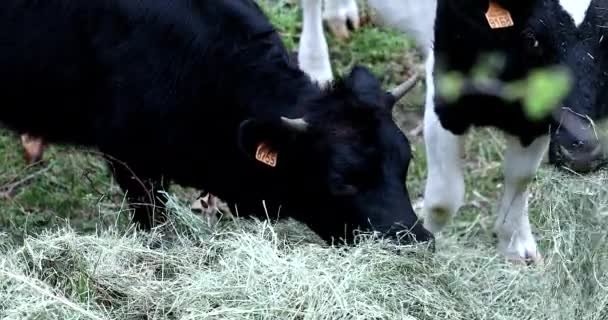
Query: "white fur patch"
559 0 592 26
368 0 437 54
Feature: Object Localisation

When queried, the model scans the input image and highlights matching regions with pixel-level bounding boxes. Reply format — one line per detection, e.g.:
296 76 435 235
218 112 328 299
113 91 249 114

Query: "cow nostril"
559 145 574 159
590 144 602 158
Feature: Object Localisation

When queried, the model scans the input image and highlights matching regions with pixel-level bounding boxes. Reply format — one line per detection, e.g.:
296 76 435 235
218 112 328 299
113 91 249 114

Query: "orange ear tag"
485 1 514 29
255 143 278 167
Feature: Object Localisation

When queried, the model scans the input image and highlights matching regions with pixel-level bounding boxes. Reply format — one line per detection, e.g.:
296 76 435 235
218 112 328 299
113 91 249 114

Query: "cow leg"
495 135 549 264
323 0 360 40
299 0 333 86
422 53 466 233
108 159 167 230
422 107 465 233
191 191 220 226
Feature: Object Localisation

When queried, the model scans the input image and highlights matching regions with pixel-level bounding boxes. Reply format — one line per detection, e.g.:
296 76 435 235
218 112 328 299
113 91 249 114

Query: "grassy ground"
1 1 608 319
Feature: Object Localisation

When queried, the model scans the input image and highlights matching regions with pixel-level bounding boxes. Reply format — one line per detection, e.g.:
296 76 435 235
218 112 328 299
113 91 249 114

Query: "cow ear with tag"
237 117 308 167
485 1 514 29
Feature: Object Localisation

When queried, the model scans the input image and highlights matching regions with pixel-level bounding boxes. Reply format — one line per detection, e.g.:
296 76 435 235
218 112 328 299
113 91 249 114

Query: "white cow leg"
422 54 465 233
191 191 220 226
323 0 360 40
422 109 466 233
495 134 549 264
299 0 333 86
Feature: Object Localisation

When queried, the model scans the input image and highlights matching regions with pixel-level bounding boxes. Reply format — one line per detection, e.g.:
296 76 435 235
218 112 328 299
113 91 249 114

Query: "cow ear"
237 118 308 167
345 66 386 109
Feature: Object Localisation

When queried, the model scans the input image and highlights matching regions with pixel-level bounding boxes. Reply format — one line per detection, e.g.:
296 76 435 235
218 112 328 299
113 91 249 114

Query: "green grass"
1 2 608 319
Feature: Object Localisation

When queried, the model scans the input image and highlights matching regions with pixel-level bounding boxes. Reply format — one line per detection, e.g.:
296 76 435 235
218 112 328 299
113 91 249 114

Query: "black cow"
0 0 432 244
423 0 606 263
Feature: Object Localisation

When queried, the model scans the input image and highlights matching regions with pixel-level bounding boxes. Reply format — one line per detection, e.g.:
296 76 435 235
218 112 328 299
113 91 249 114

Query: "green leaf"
523 67 573 121
437 72 465 103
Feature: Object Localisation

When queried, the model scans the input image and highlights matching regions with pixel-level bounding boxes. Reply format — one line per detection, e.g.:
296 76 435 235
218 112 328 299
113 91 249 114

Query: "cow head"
434 0 607 172
546 0 608 172
238 66 433 245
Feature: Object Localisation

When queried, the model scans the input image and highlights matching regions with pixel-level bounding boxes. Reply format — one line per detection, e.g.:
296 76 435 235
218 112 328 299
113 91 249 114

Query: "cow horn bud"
281 117 308 131
390 73 420 101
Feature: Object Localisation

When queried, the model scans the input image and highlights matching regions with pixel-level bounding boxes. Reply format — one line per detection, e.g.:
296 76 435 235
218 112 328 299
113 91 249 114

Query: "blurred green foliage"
437 54 573 121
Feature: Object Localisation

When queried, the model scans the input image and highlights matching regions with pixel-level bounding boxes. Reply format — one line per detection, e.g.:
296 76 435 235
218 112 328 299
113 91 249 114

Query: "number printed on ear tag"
486 1 514 29
255 142 277 167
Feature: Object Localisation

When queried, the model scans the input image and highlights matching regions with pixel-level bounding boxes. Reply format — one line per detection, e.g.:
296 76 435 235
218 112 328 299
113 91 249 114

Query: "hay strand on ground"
1 168 607 319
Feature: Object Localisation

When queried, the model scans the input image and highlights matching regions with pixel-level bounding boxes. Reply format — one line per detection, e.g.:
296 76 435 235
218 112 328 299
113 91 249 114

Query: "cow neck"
442 0 510 42
223 27 321 120
240 68 321 120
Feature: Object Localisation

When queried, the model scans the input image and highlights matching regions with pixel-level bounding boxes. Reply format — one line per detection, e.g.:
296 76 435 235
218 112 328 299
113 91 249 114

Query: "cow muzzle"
549 123 605 173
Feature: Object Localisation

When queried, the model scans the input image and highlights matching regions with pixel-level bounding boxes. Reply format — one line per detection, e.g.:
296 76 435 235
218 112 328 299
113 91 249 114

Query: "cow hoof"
507 253 544 267
21 134 45 165
498 236 542 266
422 207 451 234
191 193 219 227
323 0 359 40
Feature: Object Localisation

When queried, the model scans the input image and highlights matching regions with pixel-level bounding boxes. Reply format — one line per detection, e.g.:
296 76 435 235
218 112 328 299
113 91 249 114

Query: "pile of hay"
1 169 608 320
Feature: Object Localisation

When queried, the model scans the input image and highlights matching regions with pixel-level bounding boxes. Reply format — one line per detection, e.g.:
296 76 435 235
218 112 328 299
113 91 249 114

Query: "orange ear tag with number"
255 143 278 167
485 1 514 29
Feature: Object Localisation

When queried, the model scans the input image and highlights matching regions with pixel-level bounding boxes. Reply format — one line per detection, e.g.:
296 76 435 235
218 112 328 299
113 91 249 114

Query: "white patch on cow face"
559 0 592 27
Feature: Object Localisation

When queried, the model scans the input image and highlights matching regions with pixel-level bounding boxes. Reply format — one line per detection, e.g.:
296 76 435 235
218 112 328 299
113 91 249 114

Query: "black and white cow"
424 0 608 263
302 0 606 174
298 0 607 261
0 0 433 244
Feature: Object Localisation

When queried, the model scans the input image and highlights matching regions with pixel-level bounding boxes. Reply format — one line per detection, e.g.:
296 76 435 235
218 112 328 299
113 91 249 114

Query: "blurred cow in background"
298 0 435 86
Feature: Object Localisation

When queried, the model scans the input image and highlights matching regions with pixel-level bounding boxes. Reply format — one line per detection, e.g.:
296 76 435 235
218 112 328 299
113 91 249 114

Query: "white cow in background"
298 0 436 86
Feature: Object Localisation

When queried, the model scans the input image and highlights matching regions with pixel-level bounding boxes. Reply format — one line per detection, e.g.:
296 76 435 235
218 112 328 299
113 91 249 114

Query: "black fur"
433 0 608 171
0 0 432 244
